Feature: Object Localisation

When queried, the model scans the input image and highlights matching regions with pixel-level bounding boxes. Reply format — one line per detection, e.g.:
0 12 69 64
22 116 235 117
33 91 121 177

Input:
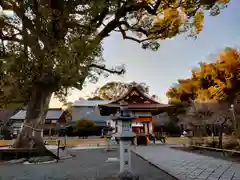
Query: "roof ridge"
109 86 161 104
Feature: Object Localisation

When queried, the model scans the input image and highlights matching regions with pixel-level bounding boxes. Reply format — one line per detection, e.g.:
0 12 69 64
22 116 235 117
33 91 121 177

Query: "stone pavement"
132 145 240 180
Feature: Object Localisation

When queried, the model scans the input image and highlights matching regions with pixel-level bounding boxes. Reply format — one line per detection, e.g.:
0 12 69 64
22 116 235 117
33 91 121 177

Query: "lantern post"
112 101 137 173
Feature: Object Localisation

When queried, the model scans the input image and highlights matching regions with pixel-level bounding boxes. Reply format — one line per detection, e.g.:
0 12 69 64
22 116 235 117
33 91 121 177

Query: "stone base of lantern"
97 171 139 180
104 147 117 152
118 170 139 180
118 135 135 173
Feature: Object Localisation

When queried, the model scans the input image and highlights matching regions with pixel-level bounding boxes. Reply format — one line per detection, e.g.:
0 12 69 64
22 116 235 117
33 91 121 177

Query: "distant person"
182 131 187 137
149 134 155 144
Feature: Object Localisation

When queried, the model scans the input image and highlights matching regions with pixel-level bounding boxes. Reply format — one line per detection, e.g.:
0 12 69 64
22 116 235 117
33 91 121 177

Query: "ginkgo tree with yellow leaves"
167 47 240 144
0 0 230 151
167 47 240 103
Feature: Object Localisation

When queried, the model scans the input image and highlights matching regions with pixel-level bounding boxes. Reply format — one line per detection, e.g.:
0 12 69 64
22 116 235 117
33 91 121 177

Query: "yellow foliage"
213 79 226 89
142 0 152 3
196 89 211 101
167 47 240 103
218 0 231 4
163 8 179 20
194 10 204 33
155 17 164 25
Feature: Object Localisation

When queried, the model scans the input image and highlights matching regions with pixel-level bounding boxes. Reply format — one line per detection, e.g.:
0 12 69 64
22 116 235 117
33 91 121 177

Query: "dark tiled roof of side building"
0 108 21 125
10 108 64 120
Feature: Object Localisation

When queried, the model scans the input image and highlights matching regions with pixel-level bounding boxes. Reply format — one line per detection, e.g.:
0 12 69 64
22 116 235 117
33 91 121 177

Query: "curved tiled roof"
110 86 161 104
10 109 63 120
0 108 21 124
72 100 111 107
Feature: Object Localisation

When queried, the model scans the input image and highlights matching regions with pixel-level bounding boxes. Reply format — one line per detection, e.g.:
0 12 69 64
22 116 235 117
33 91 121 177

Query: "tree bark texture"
13 87 53 152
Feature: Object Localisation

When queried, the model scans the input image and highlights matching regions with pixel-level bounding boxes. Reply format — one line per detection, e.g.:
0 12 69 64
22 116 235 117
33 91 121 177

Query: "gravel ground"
0 148 176 180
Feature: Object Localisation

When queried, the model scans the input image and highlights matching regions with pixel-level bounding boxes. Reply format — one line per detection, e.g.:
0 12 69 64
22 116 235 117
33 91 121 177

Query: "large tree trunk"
13 87 53 152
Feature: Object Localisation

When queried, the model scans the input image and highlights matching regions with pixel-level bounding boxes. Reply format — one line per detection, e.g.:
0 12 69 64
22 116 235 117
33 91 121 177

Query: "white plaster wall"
132 122 143 127
149 123 153 134
144 124 148 134
106 119 115 128
117 121 123 133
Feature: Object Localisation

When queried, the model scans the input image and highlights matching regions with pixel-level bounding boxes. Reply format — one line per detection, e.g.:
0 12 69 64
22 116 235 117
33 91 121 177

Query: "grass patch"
165 136 233 145
165 137 189 144
0 138 107 147
0 140 13 147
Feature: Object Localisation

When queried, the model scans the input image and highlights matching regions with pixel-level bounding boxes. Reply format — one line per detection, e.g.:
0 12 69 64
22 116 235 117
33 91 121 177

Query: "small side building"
72 100 111 127
0 108 21 126
0 108 21 139
9 108 67 136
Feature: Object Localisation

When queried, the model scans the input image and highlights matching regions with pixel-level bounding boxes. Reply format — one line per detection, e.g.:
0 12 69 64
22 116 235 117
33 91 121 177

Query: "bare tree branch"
97 1 159 39
91 2 109 29
119 25 149 43
3 22 21 32
144 0 162 15
89 64 125 75
0 32 21 42
0 0 12 10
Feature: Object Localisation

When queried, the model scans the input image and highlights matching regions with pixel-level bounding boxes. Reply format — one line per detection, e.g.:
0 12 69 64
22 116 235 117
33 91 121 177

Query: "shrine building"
98 86 174 137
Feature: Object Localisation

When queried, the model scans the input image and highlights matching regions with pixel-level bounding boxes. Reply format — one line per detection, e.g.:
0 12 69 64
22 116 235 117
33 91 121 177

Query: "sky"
50 0 240 108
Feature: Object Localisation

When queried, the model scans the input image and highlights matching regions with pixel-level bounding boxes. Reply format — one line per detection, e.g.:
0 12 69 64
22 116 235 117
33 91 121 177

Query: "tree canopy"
74 118 96 137
166 47 240 104
0 0 231 148
92 81 150 100
87 96 103 100
74 118 96 130
0 0 230 105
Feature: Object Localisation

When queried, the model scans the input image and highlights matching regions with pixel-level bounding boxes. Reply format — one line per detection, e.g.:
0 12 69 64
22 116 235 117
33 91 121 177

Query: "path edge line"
131 149 181 180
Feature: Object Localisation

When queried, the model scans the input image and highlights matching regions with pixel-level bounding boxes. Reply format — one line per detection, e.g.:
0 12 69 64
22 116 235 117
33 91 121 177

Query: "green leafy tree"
87 96 103 100
62 101 73 122
74 119 96 138
0 0 230 150
94 81 150 100
0 125 12 140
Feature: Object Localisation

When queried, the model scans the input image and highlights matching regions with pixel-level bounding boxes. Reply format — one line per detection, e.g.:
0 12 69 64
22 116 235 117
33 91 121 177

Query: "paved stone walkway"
132 145 240 180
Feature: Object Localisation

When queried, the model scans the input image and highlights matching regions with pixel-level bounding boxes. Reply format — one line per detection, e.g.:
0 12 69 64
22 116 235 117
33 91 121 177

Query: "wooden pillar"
160 126 163 137
152 118 155 135
147 123 149 134
143 123 146 134
49 128 52 137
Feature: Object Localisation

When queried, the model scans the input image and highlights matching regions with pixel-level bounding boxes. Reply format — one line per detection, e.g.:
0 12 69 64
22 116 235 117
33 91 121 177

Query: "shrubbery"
222 138 239 150
0 126 13 140
203 137 239 150
65 119 111 138
73 119 96 138
204 139 218 148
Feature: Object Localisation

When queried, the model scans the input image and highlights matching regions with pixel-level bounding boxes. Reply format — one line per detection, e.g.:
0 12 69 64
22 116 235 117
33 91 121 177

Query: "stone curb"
131 149 183 180
23 160 57 165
